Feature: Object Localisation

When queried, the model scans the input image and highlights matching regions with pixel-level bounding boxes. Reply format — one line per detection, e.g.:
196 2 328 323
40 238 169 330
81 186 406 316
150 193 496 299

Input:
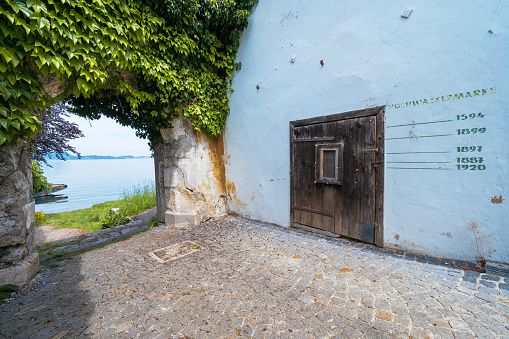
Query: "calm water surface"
35 158 155 214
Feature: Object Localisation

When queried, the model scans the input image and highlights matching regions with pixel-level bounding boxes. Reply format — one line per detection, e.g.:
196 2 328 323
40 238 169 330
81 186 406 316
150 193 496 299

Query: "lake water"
35 158 155 214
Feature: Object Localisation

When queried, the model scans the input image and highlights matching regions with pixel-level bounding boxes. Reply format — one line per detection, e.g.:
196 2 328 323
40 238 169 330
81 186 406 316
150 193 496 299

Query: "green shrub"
148 217 159 228
100 210 130 229
32 161 51 194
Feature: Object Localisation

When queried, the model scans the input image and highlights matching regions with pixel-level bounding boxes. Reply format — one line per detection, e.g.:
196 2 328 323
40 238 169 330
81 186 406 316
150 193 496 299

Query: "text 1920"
457 164 486 170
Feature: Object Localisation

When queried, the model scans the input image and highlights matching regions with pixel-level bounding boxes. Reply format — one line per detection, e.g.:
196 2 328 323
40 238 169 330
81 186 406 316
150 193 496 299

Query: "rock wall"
0 141 39 288
154 144 166 223
155 116 228 226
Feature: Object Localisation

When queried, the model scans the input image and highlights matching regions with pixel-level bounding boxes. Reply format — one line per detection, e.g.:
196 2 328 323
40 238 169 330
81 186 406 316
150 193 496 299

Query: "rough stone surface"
0 141 38 287
0 216 507 338
155 115 227 227
0 142 33 249
0 252 38 288
164 211 201 227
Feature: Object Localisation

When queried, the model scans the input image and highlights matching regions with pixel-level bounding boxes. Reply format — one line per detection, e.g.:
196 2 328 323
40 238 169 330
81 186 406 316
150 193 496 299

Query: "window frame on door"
315 143 344 185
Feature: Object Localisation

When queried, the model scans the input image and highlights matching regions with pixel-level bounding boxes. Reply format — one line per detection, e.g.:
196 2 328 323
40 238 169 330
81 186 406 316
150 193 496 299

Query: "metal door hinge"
362 147 378 153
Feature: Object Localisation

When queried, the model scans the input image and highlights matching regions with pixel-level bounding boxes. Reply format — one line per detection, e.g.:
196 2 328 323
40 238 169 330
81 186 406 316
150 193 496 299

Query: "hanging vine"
0 0 257 147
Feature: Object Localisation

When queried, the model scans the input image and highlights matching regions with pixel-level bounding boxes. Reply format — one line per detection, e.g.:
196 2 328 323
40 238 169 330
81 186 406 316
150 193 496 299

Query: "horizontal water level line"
387 151 452 154
387 167 451 170
386 134 453 140
387 161 451 164
387 119 454 128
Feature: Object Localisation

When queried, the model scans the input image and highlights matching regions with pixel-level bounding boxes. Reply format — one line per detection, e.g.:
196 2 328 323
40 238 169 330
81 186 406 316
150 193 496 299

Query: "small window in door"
315 143 343 185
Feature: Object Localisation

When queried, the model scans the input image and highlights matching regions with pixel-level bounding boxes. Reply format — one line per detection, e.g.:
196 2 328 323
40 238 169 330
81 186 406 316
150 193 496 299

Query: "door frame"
290 106 385 247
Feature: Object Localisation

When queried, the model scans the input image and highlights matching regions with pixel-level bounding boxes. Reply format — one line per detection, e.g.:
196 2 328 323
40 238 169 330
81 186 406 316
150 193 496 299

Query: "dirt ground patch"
35 226 88 244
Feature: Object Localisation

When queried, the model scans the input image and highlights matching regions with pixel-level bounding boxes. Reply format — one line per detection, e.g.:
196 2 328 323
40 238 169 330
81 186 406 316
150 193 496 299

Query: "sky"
66 114 152 157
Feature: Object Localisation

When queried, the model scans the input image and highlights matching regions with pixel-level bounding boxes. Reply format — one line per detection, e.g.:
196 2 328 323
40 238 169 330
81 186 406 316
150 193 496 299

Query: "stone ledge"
0 252 39 288
47 219 143 246
165 211 202 227
39 210 155 258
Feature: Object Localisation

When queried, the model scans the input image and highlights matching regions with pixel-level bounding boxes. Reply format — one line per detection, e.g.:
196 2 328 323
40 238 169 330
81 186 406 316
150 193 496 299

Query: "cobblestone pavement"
1 216 508 339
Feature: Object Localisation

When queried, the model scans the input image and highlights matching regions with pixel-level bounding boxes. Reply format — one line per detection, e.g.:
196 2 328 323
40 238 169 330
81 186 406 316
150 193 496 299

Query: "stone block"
0 245 29 268
0 141 37 287
0 252 39 288
165 212 202 227
23 202 35 232
166 189 200 212
0 218 25 247
0 196 32 248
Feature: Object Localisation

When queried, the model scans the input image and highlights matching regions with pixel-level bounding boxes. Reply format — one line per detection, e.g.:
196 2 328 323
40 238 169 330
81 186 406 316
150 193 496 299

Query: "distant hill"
46 153 152 160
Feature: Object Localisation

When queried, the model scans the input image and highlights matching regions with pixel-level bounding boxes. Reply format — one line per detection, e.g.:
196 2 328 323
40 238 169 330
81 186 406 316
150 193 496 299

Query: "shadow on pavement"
0 256 93 338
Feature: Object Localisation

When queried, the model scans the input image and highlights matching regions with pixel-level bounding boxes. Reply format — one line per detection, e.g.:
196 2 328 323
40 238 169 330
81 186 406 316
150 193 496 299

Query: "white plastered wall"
224 0 509 262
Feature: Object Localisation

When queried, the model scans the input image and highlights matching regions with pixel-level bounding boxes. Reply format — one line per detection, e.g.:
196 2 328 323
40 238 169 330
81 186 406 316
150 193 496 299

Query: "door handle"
372 161 383 168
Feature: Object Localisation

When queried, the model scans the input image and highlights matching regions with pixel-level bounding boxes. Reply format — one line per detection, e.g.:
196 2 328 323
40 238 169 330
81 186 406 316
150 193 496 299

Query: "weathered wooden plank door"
290 107 384 246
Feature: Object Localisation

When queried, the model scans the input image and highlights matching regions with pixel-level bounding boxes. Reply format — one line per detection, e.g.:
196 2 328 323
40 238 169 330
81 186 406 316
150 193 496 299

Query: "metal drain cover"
148 241 200 263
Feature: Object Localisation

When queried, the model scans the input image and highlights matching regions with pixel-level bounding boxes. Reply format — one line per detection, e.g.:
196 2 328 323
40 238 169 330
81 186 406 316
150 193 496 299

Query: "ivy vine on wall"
0 0 257 147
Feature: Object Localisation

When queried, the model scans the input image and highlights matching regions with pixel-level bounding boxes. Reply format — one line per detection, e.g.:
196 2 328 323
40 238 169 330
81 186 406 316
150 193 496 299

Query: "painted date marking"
457 157 484 163
456 112 485 120
457 164 486 170
457 146 482 152
456 157 486 170
457 127 486 135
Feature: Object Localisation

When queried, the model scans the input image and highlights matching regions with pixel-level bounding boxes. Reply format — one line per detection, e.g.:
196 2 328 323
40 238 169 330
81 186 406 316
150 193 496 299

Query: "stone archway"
0 141 39 288
154 115 228 227
0 88 228 288
0 76 62 288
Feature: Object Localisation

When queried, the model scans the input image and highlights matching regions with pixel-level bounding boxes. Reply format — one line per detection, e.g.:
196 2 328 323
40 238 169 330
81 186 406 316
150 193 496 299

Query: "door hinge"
362 147 378 153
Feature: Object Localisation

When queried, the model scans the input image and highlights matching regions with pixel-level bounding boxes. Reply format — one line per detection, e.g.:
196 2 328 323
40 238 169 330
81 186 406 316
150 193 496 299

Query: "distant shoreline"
49 155 152 160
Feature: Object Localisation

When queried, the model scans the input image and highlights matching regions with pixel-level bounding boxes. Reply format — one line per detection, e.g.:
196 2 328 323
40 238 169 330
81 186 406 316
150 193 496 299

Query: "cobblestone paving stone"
1 216 508 338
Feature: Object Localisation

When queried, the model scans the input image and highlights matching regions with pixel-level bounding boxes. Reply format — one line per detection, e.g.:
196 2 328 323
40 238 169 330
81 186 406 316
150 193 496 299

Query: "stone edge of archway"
0 140 39 289
0 253 39 289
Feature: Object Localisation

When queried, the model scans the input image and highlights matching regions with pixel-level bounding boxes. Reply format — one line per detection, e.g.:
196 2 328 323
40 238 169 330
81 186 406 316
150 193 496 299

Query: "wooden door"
290 107 384 246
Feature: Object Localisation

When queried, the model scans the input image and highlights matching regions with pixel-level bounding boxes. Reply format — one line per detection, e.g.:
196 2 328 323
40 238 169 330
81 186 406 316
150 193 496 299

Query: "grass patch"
0 284 19 304
36 183 156 232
